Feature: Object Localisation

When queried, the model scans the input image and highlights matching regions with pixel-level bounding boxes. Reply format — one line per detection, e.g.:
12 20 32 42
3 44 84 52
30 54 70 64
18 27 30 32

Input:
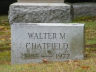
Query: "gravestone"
8 1 73 24
8 0 84 65
11 23 85 64
65 0 96 3
73 3 96 17
18 0 64 3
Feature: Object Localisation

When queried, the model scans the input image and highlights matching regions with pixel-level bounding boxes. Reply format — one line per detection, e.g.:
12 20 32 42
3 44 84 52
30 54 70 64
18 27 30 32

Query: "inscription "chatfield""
26 43 68 50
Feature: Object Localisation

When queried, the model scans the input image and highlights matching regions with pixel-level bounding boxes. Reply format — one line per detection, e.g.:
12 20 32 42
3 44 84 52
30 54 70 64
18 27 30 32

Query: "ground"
0 15 96 72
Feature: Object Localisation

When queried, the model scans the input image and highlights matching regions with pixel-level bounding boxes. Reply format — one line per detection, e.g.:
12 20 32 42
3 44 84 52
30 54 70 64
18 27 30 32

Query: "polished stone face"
17 0 64 3
11 23 85 64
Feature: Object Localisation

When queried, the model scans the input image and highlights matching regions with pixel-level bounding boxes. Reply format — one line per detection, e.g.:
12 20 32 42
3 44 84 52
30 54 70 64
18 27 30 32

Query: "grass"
73 16 96 45
0 15 96 72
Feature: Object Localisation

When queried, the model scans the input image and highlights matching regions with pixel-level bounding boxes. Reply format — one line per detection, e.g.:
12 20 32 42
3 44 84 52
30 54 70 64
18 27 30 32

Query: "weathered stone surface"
73 3 96 17
64 0 95 3
18 0 64 3
11 23 85 64
8 3 73 24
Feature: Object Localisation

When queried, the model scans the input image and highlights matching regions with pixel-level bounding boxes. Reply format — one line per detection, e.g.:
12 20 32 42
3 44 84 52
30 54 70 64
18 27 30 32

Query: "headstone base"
8 3 73 24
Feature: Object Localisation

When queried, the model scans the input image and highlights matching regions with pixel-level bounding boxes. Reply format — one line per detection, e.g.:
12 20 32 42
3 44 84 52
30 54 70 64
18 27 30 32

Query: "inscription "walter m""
28 33 66 39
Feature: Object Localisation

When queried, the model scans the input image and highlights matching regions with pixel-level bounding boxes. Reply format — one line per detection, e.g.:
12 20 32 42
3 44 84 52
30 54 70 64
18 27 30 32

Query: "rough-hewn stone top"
18 0 64 3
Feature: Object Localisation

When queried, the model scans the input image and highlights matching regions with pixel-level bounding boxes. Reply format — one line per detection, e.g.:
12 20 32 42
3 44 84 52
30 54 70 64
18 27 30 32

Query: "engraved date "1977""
56 53 70 59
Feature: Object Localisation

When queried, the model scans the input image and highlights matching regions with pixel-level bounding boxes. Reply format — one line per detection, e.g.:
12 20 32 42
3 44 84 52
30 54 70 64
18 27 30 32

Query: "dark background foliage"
0 0 17 14
0 0 96 14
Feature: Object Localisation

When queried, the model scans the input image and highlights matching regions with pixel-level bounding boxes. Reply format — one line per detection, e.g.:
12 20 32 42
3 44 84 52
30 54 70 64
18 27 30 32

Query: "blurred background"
0 0 17 15
0 0 96 15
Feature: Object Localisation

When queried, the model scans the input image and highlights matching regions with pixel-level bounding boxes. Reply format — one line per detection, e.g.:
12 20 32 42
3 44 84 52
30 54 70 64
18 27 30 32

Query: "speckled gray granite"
8 3 73 24
73 3 96 17
17 0 64 3
11 23 85 64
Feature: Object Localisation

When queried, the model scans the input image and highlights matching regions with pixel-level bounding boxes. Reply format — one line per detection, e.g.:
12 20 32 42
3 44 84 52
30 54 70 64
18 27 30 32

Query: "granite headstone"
11 23 85 64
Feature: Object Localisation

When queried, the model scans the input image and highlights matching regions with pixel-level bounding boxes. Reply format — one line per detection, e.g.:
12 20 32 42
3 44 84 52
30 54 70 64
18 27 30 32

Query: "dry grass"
0 15 96 72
